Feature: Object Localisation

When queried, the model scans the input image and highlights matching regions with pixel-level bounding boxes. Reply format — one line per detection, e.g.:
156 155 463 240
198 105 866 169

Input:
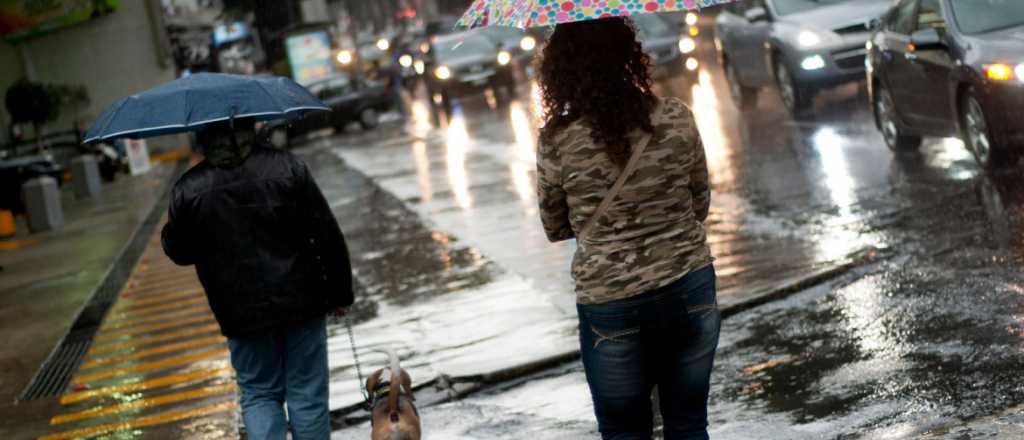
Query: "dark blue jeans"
577 265 720 440
227 316 330 440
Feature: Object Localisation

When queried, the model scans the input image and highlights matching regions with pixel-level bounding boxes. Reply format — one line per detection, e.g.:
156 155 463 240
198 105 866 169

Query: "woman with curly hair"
535 17 719 440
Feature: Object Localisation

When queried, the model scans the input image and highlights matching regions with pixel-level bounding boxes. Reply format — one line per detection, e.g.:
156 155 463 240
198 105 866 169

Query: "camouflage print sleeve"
688 112 711 222
536 139 575 242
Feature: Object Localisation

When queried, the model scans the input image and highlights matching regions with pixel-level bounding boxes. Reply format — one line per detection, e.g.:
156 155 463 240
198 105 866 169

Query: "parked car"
715 0 891 115
262 74 392 148
425 31 517 113
868 0 1024 170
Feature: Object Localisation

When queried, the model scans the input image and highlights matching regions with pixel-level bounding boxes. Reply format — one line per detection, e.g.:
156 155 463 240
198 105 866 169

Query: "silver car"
715 0 892 115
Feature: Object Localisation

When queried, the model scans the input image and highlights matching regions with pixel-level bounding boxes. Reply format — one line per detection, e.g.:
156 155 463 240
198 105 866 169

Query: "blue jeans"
227 316 330 440
577 265 720 440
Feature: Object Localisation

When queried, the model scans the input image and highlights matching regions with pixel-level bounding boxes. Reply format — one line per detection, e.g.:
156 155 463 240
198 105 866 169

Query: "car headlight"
414 60 426 75
678 37 696 54
685 57 699 71
685 12 699 26
399 55 413 68
801 55 826 70
520 36 537 51
498 51 512 65
1017 64 1024 82
376 38 390 51
435 65 452 80
336 50 353 65
798 30 822 48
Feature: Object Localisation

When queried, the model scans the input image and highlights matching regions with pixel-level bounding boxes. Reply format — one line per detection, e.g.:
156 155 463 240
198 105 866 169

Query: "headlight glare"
798 30 822 47
1016 64 1024 83
985 64 1014 81
435 65 452 80
801 55 826 70
520 36 537 51
399 55 413 68
678 37 697 54
498 51 512 65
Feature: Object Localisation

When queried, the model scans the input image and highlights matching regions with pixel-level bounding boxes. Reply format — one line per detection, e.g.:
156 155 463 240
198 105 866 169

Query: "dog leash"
344 314 371 406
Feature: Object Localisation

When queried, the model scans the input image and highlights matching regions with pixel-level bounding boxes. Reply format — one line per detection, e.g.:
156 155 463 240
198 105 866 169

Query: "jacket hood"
204 141 253 168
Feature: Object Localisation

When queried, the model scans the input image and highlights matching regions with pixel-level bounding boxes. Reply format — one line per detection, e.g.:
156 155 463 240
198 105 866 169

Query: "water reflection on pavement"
309 48 1024 438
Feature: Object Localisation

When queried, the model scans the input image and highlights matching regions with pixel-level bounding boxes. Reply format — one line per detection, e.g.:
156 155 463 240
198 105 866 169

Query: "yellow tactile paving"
119 288 204 307
101 303 212 330
60 367 234 405
87 323 222 356
115 295 209 316
81 335 227 369
72 348 229 384
40 400 238 440
93 314 216 343
50 383 237 425
42 225 238 439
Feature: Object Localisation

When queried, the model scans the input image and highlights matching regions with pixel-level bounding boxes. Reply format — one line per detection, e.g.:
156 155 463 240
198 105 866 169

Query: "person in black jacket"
161 118 352 440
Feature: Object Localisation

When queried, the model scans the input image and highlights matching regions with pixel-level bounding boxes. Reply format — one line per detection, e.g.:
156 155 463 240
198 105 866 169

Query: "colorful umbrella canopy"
458 0 736 29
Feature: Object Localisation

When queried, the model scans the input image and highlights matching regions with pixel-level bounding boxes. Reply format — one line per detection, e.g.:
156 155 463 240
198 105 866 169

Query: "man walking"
162 119 353 440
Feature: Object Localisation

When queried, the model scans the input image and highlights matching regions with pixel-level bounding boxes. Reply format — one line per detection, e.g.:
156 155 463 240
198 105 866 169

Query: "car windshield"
950 0 1024 34
633 14 672 38
434 35 496 61
308 75 351 97
475 27 524 42
772 0 853 16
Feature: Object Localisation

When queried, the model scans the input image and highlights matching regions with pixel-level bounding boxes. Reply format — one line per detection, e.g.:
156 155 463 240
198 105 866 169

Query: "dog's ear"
365 370 382 396
399 370 414 398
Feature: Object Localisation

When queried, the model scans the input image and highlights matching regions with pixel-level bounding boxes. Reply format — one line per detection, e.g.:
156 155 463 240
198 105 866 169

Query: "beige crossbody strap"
577 130 654 243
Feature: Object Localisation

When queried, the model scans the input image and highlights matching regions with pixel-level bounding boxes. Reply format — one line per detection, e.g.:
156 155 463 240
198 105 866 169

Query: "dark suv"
263 74 392 148
425 31 517 113
868 0 1024 170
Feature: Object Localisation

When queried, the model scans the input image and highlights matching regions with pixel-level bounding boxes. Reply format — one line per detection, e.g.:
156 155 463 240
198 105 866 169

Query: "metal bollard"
71 155 102 199
21 176 64 233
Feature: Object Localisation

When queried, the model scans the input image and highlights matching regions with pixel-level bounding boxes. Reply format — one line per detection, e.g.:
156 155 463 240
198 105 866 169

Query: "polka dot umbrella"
457 0 737 29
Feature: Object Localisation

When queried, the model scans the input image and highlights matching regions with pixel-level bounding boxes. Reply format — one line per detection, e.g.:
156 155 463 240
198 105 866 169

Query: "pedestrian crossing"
41 230 239 439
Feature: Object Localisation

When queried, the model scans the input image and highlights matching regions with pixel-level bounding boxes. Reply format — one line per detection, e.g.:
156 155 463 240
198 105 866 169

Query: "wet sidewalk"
0 160 194 439
37 229 237 440
0 155 238 439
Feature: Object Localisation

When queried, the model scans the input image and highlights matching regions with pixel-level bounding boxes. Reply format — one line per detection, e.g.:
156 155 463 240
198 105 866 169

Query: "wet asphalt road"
300 35 1024 439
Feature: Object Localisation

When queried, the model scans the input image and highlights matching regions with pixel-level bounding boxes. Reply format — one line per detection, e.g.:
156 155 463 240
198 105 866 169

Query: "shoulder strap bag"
576 130 655 244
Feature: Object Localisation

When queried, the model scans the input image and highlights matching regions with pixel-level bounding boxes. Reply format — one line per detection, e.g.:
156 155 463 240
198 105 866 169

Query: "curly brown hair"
538 17 656 168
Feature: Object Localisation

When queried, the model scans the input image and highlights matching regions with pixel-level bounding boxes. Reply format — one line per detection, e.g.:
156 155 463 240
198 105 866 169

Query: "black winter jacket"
161 146 353 337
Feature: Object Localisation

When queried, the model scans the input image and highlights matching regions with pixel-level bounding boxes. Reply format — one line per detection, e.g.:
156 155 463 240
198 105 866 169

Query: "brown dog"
365 350 421 440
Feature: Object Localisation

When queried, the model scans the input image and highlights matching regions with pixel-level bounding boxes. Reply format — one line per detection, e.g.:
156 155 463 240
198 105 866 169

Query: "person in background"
535 17 719 440
162 118 353 440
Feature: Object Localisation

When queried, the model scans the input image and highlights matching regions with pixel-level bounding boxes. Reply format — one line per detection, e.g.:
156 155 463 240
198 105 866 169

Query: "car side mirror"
910 27 945 51
745 7 768 23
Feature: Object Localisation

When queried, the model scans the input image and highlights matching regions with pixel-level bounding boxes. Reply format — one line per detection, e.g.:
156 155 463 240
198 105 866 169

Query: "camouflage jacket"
536 97 713 304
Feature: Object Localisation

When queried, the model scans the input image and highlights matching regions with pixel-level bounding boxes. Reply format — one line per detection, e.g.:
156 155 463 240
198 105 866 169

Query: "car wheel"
724 60 757 110
875 86 922 152
359 108 379 130
774 58 814 117
960 87 1016 170
269 127 290 149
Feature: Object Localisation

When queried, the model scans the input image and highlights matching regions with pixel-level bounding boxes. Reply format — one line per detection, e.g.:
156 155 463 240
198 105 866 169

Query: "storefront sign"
0 0 119 42
285 30 335 86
